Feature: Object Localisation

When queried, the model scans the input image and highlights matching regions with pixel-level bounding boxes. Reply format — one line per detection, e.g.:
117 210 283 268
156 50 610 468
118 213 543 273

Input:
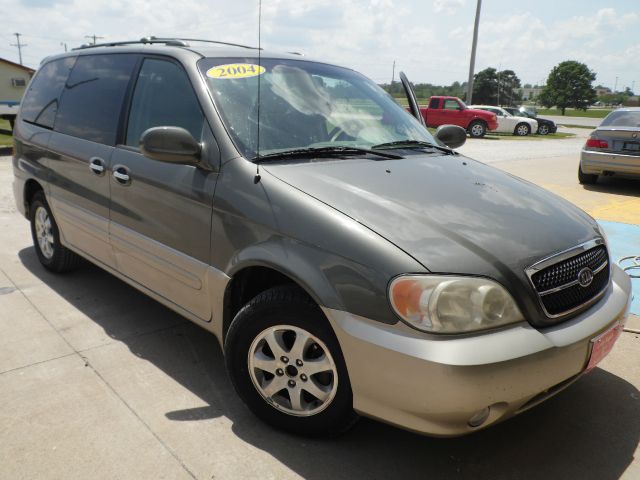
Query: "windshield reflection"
199 58 435 159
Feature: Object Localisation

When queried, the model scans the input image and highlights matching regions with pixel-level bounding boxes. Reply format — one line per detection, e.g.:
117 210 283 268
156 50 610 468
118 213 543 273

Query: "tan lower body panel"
109 222 219 322
50 196 229 330
49 196 116 268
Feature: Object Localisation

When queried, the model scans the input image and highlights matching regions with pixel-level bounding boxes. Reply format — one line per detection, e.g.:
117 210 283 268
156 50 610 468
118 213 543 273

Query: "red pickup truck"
420 96 498 138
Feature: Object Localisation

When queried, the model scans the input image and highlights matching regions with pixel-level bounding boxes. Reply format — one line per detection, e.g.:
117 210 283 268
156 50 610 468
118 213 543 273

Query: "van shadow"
583 176 640 198
19 247 640 480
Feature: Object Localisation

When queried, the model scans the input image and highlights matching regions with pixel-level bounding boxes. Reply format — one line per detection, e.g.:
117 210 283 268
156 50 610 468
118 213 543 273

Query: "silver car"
579 107 640 183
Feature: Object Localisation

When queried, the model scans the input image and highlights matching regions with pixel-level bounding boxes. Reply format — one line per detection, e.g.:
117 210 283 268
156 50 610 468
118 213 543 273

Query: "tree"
538 61 597 115
471 67 522 105
496 69 522 106
472 67 497 104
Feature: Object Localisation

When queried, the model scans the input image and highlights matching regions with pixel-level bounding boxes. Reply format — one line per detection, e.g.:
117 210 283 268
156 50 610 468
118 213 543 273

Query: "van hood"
263 153 602 320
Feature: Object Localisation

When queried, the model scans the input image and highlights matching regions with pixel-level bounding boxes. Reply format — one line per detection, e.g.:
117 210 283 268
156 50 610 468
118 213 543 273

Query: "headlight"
389 275 524 333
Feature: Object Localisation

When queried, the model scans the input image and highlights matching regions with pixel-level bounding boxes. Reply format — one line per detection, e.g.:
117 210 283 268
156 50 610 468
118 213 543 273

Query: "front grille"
529 244 609 318
531 246 607 291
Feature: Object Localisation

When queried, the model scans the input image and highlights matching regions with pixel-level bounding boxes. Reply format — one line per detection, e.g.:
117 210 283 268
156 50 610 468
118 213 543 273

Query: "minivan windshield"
199 58 436 159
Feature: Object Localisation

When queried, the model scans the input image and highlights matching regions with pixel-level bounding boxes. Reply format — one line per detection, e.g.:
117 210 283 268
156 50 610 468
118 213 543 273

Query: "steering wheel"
328 126 349 142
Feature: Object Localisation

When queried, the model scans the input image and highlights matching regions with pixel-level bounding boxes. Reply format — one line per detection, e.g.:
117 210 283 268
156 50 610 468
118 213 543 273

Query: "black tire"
537 124 550 135
578 164 598 185
514 122 531 136
225 285 358 437
468 120 487 138
29 190 82 272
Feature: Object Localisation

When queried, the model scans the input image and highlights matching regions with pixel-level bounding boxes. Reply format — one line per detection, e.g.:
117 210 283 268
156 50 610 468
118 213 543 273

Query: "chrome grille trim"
525 238 610 319
538 260 609 296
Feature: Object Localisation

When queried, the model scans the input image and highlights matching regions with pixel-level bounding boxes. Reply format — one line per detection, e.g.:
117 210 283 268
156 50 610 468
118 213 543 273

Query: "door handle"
89 157 105 175
112 165 131 185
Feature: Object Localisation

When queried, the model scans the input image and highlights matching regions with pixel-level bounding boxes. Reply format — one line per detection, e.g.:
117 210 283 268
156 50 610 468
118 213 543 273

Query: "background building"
0 57 35 105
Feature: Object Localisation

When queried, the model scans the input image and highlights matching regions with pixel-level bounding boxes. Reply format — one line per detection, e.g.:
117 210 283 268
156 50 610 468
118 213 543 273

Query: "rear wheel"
30 191 82 272
468 120 487 138
225 285 358 437
515 123 531 136
578 164 598 185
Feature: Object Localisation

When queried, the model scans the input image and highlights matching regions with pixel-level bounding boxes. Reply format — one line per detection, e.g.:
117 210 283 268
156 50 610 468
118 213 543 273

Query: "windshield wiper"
253 146 403 163
372 140 456 155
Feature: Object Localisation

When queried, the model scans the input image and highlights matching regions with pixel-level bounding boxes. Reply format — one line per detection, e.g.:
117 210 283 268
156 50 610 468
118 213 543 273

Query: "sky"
0 0 638 91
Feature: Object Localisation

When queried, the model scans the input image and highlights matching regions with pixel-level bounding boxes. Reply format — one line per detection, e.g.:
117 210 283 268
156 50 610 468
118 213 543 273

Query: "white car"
469 105 538 136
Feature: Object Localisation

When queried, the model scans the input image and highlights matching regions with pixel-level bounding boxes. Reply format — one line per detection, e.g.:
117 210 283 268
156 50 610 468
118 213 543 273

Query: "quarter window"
20 57 76 129
126 58 204 147
55 54 138 145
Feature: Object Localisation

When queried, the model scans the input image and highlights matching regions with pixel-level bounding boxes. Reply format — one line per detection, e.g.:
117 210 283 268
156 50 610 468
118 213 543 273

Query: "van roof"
56 37 307 62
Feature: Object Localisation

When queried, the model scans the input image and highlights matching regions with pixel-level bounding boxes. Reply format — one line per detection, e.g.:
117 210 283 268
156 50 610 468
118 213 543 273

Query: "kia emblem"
578 267 594 288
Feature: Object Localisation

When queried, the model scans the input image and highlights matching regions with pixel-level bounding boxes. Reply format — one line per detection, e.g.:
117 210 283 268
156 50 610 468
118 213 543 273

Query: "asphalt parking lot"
1 130 639 479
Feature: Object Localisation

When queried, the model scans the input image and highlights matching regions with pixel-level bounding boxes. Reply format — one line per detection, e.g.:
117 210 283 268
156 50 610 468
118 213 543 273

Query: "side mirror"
435 124 467 149
140 126 201 165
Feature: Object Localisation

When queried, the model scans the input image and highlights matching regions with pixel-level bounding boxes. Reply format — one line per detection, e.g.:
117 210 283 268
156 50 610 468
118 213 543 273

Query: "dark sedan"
504 107 557 135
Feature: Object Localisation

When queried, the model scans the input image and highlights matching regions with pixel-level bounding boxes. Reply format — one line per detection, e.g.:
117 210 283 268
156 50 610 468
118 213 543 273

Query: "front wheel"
514 123 531 136
224 286 358 437
468 120 487 138
538 124 550 135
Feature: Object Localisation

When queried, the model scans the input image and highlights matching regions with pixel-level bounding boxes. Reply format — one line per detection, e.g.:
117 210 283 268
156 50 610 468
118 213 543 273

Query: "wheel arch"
221 261 332 344
23 178 44 218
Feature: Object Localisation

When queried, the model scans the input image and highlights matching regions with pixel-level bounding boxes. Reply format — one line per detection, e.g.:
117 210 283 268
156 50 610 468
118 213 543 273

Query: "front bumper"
324 264 632 436
580 149 640 176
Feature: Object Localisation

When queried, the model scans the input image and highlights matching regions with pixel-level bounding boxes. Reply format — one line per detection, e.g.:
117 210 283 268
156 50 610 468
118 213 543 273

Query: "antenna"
254 0 262 184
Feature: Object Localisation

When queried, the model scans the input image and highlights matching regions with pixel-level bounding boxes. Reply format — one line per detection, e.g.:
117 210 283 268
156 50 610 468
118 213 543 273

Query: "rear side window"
429 98 439 109
55 54 138 145
125 58 204 147
20 57 76 129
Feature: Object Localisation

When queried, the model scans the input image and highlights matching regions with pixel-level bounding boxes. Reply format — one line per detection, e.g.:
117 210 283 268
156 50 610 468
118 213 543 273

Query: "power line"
84 34 104 45
10 32 27 65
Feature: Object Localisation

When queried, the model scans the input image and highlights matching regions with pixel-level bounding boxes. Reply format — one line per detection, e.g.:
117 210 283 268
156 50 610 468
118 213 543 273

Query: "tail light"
585 138 608 149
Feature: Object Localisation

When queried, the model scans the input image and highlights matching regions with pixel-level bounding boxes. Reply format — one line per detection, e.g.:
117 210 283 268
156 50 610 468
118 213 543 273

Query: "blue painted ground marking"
598 220 640 315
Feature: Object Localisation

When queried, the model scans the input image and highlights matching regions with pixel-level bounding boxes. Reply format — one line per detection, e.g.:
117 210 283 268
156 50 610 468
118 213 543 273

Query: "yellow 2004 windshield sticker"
206 63 265 79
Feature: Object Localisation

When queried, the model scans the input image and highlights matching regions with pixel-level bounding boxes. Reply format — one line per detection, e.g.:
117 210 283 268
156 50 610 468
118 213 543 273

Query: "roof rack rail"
74 36 259 51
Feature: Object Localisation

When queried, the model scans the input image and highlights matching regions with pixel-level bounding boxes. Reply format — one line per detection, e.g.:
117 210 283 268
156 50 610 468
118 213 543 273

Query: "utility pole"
496 62 501 106
60 42 68 52
10 33 27 65
466 0 482 103
391 60 396 86
632 80 636 95
614 76 618 93
85 34 104 45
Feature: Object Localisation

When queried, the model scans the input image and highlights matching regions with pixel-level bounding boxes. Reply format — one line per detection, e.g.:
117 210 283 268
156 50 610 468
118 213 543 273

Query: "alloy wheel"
248 325 338 417
34 206 55 259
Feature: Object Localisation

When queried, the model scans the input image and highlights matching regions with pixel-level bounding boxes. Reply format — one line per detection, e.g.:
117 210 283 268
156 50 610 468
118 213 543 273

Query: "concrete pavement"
1 146 639 479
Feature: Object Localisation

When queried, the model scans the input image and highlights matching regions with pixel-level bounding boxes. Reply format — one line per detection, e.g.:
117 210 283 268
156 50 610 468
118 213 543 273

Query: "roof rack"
74 36 259 51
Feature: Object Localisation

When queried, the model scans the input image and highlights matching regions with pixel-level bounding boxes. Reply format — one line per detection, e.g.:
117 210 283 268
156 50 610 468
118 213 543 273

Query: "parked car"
13 38 631 438
418 96 498 138
469 105 538 136
503 107 557 135
579 107 640 184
